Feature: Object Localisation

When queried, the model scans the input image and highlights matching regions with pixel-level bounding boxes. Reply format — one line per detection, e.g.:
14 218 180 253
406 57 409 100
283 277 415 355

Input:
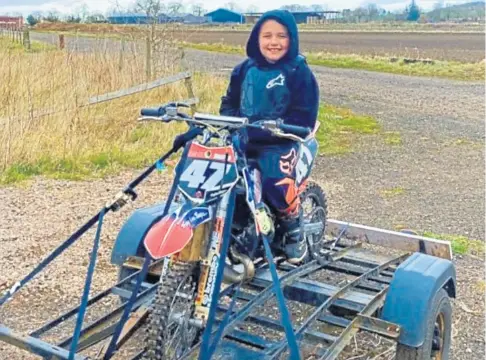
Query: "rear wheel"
300 182 328 262
396 289 452 360
144 262 201 360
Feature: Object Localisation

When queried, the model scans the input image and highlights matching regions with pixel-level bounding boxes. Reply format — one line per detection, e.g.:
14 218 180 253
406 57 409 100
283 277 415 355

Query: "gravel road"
1 34 484 359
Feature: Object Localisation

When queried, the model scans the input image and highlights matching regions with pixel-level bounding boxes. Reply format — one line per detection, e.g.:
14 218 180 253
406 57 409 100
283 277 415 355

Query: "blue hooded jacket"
219 10 319 145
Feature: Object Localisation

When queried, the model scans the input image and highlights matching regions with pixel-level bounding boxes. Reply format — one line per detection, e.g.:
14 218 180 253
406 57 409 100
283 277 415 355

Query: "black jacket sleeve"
282 62 319 130
219 61 247 116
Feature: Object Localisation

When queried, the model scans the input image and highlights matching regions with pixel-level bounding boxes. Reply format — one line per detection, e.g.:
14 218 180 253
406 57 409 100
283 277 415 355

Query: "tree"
66 15 82 23
280 4 307 12
367 3 380 21
44 10 60 22
406 0 420 21
136 0 163 17
310 4 324 12
167 2 184 15
246 4 259 14
26 14 38 26
224 2 242 12
191 3 206 16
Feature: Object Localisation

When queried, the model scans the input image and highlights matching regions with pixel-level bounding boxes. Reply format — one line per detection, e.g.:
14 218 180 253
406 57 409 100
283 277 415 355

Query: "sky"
0 0 477 17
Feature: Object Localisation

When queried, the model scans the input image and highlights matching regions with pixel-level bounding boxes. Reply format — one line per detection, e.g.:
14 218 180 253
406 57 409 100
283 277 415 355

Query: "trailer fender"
110 202 178 265
381 252 456 348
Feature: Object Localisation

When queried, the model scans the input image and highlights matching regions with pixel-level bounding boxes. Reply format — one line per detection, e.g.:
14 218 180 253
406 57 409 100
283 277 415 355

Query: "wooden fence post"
145 35 152 81
23 28 31 50
59 34 65 49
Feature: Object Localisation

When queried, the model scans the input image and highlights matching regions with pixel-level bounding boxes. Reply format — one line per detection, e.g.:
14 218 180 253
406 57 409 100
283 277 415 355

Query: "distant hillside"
425 1 485 21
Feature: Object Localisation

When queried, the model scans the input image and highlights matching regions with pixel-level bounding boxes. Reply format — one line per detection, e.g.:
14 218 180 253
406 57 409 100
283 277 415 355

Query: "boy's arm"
219 65 243 116
282 64 319 130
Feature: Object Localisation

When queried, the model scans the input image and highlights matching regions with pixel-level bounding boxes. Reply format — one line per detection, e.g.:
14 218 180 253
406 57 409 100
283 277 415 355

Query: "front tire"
144 262 200 360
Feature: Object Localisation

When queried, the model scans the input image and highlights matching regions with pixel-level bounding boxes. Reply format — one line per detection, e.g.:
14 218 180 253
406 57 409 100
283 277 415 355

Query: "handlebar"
138 103 311 142
279 123 311 139
140 107 163 117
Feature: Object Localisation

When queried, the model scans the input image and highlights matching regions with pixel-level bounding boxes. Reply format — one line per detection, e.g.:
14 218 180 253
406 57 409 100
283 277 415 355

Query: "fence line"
0 71 199 125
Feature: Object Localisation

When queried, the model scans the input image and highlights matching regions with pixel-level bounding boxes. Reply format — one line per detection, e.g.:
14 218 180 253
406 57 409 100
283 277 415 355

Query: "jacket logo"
266 74 285 89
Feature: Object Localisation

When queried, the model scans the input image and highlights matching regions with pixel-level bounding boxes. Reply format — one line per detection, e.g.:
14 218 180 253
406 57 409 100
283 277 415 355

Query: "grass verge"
422 231 484 256
316 105 380 154
184 42 485 81
0 36 56 52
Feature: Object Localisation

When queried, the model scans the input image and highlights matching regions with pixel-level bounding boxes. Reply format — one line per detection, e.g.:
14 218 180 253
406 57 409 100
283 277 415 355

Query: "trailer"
0 205 455 360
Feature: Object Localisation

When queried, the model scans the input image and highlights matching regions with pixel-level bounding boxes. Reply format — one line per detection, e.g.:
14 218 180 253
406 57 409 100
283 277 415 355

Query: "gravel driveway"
1 34 484 359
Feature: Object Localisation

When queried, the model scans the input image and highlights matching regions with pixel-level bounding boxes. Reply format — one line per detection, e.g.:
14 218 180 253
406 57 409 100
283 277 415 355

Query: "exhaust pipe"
223 247 255 283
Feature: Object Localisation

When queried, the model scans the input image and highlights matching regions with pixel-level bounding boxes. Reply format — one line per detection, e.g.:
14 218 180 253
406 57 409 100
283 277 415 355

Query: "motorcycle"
135 102 328 359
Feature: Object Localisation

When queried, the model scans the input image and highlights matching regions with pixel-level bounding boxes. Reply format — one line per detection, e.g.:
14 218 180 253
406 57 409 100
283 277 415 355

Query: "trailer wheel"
396 288 452 360
300 182 328 262
144 261 200 360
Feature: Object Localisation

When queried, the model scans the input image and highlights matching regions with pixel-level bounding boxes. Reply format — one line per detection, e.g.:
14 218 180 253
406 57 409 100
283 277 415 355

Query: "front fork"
193 189 235 323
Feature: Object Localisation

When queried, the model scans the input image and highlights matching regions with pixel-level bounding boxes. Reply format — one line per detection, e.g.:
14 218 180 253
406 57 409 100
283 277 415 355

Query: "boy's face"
258 20 289 63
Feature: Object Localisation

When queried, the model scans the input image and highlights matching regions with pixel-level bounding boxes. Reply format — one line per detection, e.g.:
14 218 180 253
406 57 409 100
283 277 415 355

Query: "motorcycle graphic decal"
178 143 239 203
279 148 298 175
144 206 212 260
275 178 308 215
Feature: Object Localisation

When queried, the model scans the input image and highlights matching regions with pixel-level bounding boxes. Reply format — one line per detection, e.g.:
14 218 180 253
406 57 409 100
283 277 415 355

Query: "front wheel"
143 262 201 360
396 288 452 360
300 182 328 262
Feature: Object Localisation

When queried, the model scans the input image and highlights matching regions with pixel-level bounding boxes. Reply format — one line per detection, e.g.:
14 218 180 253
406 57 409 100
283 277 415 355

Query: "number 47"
180 160 229 190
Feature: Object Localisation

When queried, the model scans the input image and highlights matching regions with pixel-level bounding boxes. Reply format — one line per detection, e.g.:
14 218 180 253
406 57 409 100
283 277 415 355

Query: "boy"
219 10 319 264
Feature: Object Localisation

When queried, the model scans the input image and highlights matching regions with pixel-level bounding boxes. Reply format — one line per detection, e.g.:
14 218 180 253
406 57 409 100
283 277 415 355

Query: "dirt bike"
135 102 328 360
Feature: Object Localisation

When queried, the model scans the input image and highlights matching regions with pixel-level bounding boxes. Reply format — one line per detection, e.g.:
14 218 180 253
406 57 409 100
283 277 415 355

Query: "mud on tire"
144 262 200 360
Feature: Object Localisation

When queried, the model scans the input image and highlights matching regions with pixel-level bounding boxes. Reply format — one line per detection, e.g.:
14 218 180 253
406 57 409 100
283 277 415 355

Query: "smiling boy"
220 10 319 263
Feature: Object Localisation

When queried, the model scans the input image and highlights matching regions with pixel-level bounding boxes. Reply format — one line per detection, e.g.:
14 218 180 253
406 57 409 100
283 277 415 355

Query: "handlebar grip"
279 123 311 139
140 107 163 117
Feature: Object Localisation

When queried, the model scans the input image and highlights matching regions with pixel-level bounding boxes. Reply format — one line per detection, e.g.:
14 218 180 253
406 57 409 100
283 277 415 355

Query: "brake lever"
137 115 171 122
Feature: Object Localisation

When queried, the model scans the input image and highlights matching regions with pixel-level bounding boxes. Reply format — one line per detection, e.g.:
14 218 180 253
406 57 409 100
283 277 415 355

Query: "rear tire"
300 182 328 262
396 288 452 360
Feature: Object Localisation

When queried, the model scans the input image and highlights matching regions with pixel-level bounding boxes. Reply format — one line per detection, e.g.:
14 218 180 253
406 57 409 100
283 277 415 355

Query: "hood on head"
246 9 299 65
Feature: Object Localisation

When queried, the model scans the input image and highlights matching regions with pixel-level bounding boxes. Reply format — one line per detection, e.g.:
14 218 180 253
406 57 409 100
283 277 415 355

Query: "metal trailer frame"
0 129 455 360
0 215 454 360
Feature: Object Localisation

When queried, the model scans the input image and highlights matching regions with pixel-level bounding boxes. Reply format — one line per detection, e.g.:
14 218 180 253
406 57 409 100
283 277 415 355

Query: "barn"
205 8 245 23
107 13 151 24
0 16 23 29
243 11 341 24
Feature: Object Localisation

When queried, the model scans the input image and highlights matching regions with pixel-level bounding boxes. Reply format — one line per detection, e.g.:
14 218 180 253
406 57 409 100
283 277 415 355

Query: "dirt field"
181 30 485 62
34 23 485 62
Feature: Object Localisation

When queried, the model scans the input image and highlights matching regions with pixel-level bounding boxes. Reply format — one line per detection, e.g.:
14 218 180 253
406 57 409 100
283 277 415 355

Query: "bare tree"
167 1 185 15
246 4 259 13
367 3 379 20
310 4 324 12
224 2 242 12
280 4 307 12
191 3 206 16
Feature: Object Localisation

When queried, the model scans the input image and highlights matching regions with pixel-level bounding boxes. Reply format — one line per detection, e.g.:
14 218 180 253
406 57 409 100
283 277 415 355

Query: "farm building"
244 11 342 24
0 16 23 29
205 8 245 23
107 13 153 24
107 13 207 24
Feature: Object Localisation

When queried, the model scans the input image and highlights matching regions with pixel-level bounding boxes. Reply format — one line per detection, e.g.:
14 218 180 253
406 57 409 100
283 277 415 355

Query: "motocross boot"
280 208 307 264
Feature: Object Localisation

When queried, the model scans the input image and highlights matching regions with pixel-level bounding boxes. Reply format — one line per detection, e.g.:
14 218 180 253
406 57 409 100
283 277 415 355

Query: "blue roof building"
205 8 244 23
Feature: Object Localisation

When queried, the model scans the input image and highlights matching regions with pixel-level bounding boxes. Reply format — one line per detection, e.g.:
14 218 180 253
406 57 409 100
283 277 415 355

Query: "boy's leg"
254 143 307 264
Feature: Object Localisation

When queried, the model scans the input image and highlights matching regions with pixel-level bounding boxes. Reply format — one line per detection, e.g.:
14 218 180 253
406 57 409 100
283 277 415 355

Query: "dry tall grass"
0 37 228 183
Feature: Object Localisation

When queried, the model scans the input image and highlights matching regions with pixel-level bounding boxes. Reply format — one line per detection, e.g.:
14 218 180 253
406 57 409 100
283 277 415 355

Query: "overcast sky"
0 0 475 16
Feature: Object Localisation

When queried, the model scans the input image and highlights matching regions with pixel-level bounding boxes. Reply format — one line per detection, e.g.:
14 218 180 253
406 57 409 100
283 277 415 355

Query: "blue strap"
0 147 180 308
261 235 301 360
69 208 106 360
103 256 151 359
